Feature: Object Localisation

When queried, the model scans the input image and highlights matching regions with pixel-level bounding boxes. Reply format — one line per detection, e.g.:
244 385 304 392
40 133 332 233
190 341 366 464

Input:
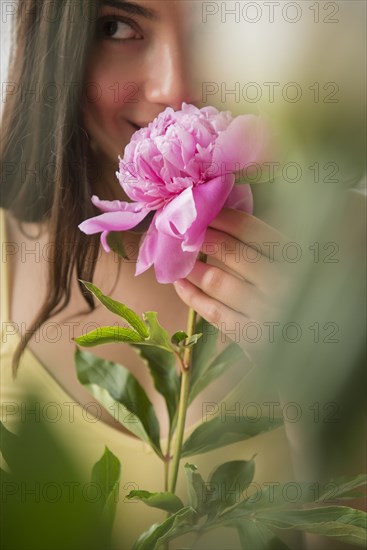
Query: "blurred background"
192 6 367 548
190 0 366 488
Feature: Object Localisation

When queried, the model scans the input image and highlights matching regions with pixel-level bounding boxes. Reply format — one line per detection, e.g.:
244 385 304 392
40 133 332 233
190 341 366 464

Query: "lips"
128 121 141 132
128 120 152 131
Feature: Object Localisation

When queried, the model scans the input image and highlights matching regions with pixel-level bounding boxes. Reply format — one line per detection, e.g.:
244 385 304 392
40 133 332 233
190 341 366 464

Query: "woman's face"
82 0 202 193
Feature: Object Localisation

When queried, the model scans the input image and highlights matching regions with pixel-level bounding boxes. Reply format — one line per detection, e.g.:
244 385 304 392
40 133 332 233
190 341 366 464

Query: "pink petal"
156 137 185 172
79 209 149 234
135 217 157 274
155 187 197 237
212 115 270 174
225 184 253 214
136 220 197 283
182 173 235 252
78 208 149 252
91 195 145 213
174 126 197 166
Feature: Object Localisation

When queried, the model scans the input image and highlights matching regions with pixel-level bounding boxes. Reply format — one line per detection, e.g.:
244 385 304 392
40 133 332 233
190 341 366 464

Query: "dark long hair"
0 0 112 377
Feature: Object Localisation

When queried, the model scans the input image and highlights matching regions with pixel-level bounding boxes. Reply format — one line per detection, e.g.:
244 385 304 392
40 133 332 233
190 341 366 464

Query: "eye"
97 16 142 41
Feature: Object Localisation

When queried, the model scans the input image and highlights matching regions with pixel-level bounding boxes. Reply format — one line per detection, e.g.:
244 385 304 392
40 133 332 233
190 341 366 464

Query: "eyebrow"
99 0 159 21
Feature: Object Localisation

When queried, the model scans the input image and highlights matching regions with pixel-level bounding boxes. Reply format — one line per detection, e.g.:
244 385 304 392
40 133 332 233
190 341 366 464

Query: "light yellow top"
0 207 294 549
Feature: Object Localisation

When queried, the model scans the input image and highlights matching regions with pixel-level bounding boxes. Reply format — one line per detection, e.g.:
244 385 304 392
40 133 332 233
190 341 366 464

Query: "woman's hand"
173 208 290 356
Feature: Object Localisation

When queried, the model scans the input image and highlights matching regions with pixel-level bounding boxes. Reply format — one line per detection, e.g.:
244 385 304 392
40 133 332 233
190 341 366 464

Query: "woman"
3 1 363 549
1 1 287 429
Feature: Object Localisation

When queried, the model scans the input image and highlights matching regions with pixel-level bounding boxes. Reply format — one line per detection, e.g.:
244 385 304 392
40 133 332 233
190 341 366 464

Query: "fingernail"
173 279 187 290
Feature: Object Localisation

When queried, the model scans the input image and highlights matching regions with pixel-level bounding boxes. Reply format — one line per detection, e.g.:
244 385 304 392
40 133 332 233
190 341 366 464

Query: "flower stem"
168 368 191 494
168 306 197 494
183 307 197 370
164 433 172 492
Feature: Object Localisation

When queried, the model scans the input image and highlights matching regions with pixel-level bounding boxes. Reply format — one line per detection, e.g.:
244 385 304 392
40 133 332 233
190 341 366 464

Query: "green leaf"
132 344 180 429
182 416 283 457
0 421 19 471
91 447 121 533
189 342 244 404
0 467 13 483
317 474 367 503
234 475 367 513
171 331 188 346
189 319 219 398
1 393 106 550
256 506 367 547
79 280 149 338
184 463 207 515
206 460 255 515
74 326 143 347
233 482 315 513
235 519 290 549
91 446 121 508
75 348 163 458
141 311 174 352
132 506 196 550
181 333 203 348
126 490 184 513
106 231 128 259
171 332 203 353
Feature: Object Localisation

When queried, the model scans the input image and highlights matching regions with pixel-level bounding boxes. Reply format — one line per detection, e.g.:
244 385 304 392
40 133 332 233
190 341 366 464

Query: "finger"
173 278 260 362
209 207 288 261
173 277 249 330
201 227 282 293
185 260 270 321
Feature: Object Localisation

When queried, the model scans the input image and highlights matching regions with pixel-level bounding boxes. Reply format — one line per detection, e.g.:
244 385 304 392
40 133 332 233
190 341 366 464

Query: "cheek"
82 53 140 123
81 53 141 157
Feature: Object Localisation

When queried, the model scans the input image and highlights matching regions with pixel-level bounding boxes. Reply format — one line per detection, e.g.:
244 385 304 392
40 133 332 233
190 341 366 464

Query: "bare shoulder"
4 211 50 330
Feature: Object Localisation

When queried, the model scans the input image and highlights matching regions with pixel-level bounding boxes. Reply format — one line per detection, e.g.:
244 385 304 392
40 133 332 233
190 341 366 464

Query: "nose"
143 37 201 110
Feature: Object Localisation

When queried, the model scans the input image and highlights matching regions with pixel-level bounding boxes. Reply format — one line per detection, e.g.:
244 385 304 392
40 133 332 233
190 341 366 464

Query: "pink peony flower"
79 103 270 283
